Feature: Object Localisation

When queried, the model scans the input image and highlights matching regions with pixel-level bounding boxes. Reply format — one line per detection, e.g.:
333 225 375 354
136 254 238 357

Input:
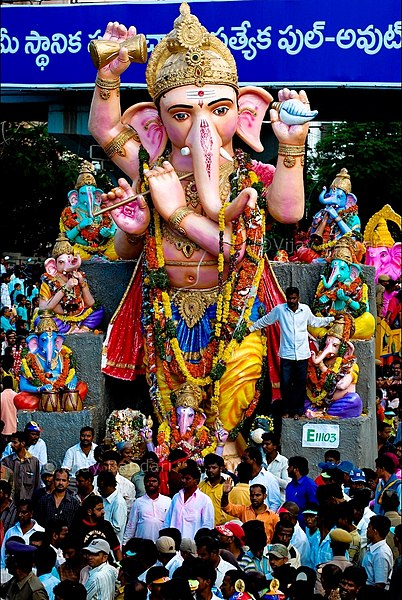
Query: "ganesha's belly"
163 239 228 289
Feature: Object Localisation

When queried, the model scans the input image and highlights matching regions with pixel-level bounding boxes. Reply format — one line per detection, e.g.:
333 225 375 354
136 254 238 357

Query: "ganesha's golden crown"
330 237 359 265
36 311 59 334
330 168 351 195
173 381 202 411
52 233 75 259
146 2 238 101
326 313 355 342
75 161 97 190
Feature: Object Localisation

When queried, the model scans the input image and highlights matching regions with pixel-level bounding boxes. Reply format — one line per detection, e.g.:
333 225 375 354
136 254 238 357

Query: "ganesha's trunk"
87 187 94 218
311 348 331 365
45 334 53 369
178 412 193 437
322 264 339 289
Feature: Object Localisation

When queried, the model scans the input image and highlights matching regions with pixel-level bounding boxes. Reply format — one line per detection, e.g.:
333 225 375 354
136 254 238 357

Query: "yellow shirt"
198 479 231 525
229 483 250 507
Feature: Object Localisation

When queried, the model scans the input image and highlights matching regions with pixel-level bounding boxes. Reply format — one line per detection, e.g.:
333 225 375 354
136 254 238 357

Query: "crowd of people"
0 415 401 600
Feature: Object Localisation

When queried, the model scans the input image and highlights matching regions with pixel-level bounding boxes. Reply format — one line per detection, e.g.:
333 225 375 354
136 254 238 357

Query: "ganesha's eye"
213 106 229 116
172 112 189 121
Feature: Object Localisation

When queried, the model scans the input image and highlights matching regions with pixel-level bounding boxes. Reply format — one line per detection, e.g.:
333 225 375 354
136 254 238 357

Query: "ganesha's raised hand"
98 21 137 80
270 88 310 146
144 161 186 221
102 177 150 235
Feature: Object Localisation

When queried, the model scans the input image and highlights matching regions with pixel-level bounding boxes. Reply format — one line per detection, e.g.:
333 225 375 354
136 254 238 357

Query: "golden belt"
169 286 219 328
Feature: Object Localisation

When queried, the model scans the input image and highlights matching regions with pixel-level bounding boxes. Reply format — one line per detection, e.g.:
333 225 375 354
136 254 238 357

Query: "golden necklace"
175 161 234 209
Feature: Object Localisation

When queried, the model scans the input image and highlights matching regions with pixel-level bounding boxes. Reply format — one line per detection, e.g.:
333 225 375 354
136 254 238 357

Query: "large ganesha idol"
90 3 316 458
60 162 118 261
306 313 362 419
309 237 375 340
37 233 104 334
296 168 364 264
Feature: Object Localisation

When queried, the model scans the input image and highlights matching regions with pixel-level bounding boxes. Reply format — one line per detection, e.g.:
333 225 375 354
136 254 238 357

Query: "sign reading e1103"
302 423 340 448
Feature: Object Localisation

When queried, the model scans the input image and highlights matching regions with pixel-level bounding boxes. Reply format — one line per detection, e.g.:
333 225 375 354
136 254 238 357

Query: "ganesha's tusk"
93 171 194 216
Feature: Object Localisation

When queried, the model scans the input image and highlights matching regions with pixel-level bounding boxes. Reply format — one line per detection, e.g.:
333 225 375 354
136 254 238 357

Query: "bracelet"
103 127 137 160
168 206 194 236
278 143 305 168
125 231 145 245
95 76 120 100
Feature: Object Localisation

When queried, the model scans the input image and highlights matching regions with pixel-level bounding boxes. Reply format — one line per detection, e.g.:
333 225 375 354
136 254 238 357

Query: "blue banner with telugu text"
1 0 400 89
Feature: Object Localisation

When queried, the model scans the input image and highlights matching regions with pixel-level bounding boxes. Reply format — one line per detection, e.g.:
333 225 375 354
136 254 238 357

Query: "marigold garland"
21 346 75 391
140 148 268 454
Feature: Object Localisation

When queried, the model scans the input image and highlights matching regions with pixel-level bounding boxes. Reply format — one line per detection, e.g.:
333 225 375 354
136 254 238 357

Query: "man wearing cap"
1 499 44 570
3 432 41 504
0 540 48 600
80 539 117 600
32 463 56 511
267 544 296 589
123 472 171 544
1 423 48 469
155 536 183 578
216 523 245 563
315 528 353 595
61 427 97 478
335 502 361 564
348 469 366 498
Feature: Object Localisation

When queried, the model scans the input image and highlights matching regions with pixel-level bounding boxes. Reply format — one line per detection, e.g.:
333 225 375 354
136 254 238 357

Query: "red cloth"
261 260 285 401
102 263 145 380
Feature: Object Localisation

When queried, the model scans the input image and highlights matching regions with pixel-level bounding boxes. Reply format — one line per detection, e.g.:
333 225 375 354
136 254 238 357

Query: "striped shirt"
82 562 117 600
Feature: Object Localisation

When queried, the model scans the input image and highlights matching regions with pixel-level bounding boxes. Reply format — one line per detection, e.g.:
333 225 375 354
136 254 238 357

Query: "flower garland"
140 148 267 457
60 207 113 248
21 346 76 391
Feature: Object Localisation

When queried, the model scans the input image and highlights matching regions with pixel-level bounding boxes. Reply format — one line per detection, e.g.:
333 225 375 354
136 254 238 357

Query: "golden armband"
168 206 194 237
103 127 139 160
278 144 305 168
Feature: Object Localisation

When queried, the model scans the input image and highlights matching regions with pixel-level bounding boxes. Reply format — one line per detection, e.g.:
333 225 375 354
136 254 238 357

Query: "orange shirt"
224 501 279 543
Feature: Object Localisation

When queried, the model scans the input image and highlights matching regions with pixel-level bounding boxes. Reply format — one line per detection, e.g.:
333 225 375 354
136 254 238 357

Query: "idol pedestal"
15 260 376 469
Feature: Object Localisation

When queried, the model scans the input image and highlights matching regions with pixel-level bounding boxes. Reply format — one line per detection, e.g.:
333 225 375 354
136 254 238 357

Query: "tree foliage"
0 122 111 256
305 121 402 235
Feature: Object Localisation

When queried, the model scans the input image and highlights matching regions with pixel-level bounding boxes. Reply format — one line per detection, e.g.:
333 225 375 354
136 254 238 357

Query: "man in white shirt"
97 471 127 545
62 427 97 477
155 536 183 578
94 450 136 514
249 286 334 418
241 446 282 513
196 535 234 588
1 421 48 468
261 432 290 501
124 471 171 544
163 463 214 538
0 498 44 569
80 538 117 600
362 515 393 589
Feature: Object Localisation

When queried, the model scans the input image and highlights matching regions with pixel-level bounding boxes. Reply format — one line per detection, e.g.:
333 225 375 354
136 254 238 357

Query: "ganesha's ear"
44 258 58 278
236 86 273 152
122 102 168 163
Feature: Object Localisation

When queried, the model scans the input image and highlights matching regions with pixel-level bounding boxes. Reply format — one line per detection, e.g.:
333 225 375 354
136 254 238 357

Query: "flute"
93 172 194 217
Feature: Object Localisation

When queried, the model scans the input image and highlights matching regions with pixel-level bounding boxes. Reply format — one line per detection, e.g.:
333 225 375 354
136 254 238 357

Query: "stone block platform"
15 260 377 469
